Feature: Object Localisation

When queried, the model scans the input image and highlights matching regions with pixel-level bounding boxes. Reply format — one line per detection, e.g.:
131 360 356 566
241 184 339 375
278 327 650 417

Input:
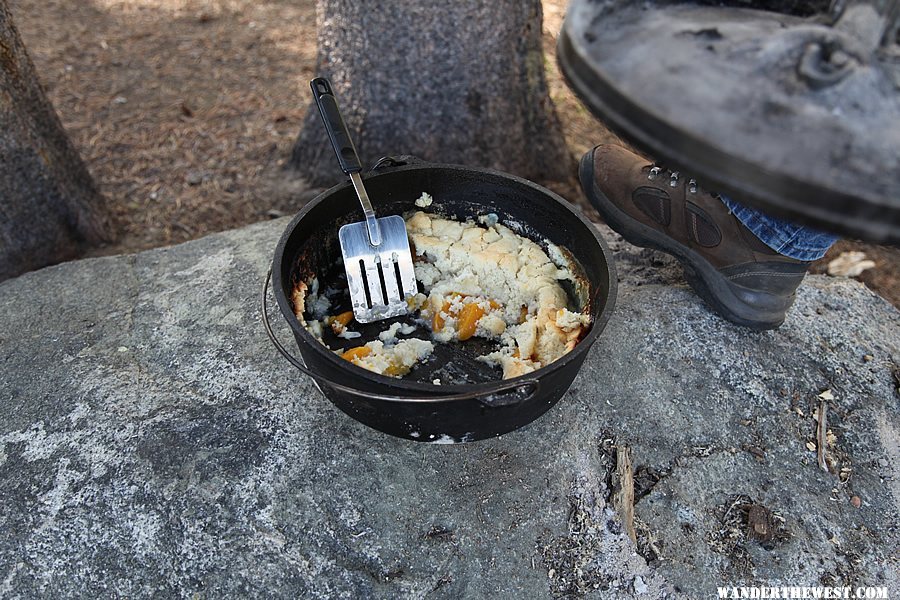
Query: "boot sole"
578 151 786 330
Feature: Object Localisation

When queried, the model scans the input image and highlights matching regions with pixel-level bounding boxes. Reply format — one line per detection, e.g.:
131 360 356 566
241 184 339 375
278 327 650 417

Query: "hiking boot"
579 144 810 330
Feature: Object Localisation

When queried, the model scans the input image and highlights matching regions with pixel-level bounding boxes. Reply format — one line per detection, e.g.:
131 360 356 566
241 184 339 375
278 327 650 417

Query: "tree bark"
0 0 111 281
290 0 573 187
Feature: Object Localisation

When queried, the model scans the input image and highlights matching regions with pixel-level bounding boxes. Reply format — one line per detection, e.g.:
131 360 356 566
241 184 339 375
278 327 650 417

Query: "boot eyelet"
689 179 698 194
669 172 679 188
648 166 661 180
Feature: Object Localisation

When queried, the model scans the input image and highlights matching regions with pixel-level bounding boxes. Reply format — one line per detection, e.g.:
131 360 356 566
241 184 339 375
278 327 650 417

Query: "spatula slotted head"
339 215 418 323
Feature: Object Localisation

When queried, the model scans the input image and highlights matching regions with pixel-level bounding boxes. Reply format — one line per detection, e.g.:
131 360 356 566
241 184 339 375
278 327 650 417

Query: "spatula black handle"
310 77 363 175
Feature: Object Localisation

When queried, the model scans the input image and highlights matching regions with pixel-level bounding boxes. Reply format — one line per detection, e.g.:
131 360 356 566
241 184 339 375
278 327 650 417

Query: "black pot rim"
271 160 618 401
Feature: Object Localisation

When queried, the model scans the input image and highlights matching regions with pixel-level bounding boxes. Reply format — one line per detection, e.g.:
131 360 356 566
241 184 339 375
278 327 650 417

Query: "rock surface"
0 218 897 598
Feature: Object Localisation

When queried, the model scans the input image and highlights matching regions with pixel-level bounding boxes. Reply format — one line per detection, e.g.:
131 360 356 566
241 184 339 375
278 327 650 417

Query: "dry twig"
817 400 829 473
613 445 636 544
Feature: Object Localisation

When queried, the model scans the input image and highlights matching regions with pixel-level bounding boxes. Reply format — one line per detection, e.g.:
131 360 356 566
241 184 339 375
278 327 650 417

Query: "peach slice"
341 346 372 361
330 310 354 334
457 303 486 341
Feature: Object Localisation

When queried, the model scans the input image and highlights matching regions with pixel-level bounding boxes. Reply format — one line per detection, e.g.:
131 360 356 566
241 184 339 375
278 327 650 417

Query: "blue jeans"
720 195 840 261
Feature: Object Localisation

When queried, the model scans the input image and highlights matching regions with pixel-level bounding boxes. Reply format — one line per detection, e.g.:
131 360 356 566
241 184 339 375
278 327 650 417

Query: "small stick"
614 445 637 544
817 400 829 473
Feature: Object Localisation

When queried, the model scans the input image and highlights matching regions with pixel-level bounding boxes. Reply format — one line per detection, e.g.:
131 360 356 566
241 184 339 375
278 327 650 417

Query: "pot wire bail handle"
261 269 540 405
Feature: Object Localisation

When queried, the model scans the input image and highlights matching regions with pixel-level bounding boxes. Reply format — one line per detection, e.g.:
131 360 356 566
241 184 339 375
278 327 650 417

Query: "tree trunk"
0 0 110 281
290 0 573 187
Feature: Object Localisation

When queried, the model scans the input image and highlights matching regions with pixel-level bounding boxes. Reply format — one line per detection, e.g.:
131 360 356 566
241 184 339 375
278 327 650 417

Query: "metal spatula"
310 77 418 323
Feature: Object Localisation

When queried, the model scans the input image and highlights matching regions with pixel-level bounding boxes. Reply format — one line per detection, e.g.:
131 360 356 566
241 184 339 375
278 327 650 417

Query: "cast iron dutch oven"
262 156 617 443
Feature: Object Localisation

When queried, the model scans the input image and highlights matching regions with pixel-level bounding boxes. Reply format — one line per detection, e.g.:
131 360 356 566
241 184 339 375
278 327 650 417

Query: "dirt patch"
12 0 318 253
11 0 898 308
810 240 900 309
